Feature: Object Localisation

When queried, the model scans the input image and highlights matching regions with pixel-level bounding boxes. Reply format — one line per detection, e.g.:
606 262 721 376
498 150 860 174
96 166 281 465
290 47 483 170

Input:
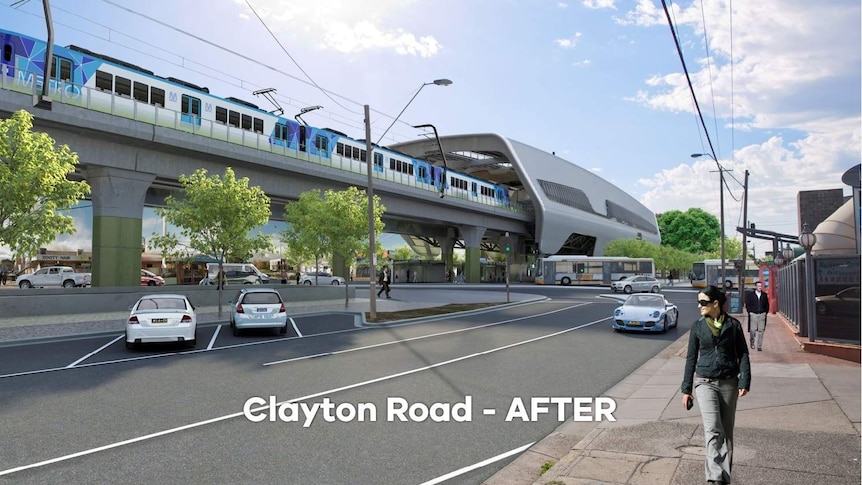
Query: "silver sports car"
610 294 679 333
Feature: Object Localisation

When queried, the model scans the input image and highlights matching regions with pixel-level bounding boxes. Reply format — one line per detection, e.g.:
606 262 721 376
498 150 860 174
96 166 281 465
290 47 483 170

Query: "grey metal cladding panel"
537 179 597 214
606 200 659 234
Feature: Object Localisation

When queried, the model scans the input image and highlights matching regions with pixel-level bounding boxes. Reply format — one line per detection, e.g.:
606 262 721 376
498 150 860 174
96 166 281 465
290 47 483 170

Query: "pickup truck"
16 266 91 288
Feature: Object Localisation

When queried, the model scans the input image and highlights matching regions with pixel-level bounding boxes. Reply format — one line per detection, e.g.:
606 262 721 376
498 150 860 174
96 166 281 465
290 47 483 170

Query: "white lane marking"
0 316 609 477
417 441 536 485
206 325 221 350
263 303 589 366
65 336 123 368
289 318 301 337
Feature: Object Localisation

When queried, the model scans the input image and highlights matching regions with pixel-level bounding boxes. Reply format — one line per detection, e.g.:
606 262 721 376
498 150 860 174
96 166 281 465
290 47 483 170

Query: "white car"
299 272 346 286
17 266 90 288
610 275 662 294
125 294 197 350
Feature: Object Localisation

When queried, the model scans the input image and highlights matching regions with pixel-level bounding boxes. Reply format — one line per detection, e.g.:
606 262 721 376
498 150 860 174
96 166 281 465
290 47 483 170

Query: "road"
0 286 700 484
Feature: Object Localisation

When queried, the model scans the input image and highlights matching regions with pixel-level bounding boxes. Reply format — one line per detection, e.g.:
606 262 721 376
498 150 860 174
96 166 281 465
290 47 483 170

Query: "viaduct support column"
439 237 455 282
87 167 155 287
460 225 486 284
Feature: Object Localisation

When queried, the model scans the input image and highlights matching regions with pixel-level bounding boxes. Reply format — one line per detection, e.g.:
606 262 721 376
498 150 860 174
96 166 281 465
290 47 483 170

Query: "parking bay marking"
0 315 610 477
290 318 301 337
418 441 536 485
207 325 221 350
65 336 124 368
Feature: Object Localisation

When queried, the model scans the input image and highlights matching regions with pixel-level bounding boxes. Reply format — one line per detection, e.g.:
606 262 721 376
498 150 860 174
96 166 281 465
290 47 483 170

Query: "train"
0 28 511 207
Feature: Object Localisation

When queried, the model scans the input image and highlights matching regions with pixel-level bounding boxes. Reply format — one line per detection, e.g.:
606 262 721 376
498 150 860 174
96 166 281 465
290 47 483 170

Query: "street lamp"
782 244 795 263
798 223 817 341
365 79 452 318
691 153 727 289
412 123 448 198
375 79 452 145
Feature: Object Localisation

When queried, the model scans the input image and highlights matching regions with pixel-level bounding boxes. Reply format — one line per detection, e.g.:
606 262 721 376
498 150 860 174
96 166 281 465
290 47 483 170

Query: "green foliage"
703 237 743 260
282 187 385 303
657 208 720 253
0 110 90 259
540 460 556 476
392 245 415 260
604 238 699 276
149 167 272 314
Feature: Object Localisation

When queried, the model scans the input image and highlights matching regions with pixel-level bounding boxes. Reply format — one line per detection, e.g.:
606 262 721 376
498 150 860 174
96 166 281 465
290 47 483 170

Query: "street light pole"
412 123 448 198
692 153 729 290
365 105 377 319
375 79 452 146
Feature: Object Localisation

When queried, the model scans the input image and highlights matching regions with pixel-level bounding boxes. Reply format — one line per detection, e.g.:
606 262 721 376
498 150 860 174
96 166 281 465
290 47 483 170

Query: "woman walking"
681 285 751 484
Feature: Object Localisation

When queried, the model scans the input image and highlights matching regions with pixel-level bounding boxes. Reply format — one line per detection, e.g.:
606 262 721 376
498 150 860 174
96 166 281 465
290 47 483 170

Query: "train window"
253 118 263 134
336 143 344 155
133 81 149 103
418 166 427 179
228 110 240 127
241 114 252 130
360 149 366 162
316 134 328 152
299 125 307 151
408 164 414 175
352 147 360 160
150 87 165 107
215 106 228 124
274 123 288 140
95 70 112 91
115 76 131 97
181 94 201 116
471 182 477 194
374 152 384 169
3 44 11 62
389 158 396 170
50 56 72 82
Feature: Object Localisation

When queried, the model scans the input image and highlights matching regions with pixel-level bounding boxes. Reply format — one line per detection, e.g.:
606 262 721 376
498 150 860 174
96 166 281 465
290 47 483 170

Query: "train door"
299 125 307 152
1 34 13 78
180 94 201 126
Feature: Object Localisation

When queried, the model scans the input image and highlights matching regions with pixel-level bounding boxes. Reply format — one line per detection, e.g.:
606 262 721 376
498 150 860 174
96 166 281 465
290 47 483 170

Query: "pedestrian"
295 271 301 285
199 272 212 286
280 267 288 285
0 264 6 286
406 268 411 284
744 280 769 351
681 285 751 485
376 266 391 298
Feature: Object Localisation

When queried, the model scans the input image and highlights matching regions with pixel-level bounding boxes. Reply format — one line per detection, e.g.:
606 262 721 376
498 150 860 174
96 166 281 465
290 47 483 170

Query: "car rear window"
137 298 187 310
242 292 282 304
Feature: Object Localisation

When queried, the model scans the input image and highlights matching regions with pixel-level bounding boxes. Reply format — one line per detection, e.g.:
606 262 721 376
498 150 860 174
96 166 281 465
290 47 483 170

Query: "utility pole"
35 0 53 109
365 105 376 319
739 170 750 302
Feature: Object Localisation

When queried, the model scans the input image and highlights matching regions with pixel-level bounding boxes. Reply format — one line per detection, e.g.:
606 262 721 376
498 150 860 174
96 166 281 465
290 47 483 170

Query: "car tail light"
279 302 285 312
236 304 244 314
181 314 192 323
128 316 139 325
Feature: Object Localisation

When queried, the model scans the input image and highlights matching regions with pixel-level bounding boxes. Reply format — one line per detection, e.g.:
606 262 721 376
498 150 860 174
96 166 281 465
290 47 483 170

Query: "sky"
2 0 860 260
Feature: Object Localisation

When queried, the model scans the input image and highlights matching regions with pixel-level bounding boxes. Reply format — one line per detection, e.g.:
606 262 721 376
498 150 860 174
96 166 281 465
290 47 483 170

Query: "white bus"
534 256 656 286
690 259 760 290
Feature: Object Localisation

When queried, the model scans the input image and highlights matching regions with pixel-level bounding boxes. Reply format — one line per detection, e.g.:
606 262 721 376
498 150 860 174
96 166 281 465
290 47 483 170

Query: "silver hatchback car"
610 275 662 294
229 288 288 336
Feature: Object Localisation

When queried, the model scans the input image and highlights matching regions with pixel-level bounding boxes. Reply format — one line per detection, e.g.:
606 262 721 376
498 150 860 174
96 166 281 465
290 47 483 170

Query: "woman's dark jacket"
681 314 751 394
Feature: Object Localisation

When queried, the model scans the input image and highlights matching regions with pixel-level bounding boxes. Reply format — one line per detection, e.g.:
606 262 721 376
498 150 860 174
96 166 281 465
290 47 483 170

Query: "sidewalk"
486 314 861 485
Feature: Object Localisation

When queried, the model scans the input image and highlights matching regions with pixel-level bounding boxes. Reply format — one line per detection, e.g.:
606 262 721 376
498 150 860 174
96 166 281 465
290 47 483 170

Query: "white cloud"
554 33 582 49
614 0 667 26
558 2 569 8
234 0 441 57
583 0 617 10
573 59 592 66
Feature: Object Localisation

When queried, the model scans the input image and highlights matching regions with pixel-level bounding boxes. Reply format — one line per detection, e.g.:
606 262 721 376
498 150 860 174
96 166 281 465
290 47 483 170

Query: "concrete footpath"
485 313 861 485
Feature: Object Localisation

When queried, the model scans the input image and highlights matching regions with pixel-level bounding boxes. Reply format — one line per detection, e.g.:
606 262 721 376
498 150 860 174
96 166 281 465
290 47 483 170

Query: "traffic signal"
505 244 510 253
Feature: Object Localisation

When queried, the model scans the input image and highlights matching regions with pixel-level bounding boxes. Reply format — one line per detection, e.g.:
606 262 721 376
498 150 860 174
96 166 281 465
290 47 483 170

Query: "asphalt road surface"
0 286 701 484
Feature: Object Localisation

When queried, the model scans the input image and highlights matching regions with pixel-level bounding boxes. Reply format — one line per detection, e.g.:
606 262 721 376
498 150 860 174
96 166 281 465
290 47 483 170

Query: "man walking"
376 266 391 299
744 281 770 351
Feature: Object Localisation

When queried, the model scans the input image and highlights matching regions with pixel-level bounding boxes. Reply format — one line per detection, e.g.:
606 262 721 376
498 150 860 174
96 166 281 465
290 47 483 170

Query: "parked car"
229 287 288 336
16 266 90 288
610 275 661 294
207 263 269 284
141 269 166 286
224 270 263 285
298 271 346 286
125 294 197 350
610 293 679 333
815 287 860 317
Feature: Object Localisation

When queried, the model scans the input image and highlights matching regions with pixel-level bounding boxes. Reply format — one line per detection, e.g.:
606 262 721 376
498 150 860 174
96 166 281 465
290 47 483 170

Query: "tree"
0 110 90 262
283 187 385 305
604 238 699 281
149 167 272 315
392 245 415 261
657 208 720 253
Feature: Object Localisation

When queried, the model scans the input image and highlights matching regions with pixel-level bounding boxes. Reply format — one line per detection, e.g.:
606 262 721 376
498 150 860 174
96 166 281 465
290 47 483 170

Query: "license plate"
151 318 168 324
255 307 268 313
628 321 641 326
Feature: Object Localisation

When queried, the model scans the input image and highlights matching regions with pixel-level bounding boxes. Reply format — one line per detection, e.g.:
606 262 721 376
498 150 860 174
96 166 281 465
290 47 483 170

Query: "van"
207 263 270 284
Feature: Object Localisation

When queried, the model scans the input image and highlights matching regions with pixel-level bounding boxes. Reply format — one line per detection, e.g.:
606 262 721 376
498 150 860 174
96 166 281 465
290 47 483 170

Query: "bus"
690 259 760 290
534 256 656 286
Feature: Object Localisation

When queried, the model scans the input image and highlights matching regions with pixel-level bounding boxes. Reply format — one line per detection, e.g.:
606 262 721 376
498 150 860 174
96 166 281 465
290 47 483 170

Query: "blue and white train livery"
0 29 511 207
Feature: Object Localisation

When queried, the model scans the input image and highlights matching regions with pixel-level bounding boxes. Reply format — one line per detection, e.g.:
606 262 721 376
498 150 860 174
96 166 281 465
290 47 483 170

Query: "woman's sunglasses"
697 300 713 306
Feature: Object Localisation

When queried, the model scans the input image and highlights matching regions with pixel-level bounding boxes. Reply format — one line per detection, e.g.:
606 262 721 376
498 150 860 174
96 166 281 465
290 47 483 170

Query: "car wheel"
231 320 240 337
147 280 156 286
661 316 668 334
186 330 197 348
125 332 135 350
623 285 633 294
816 302 827 316
62 280 75 288
19 280 32 289
651 285 660 293
561 277 571 286
331 280 341 285
303 280 312 285
724 280 733 290
280 324 288 335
